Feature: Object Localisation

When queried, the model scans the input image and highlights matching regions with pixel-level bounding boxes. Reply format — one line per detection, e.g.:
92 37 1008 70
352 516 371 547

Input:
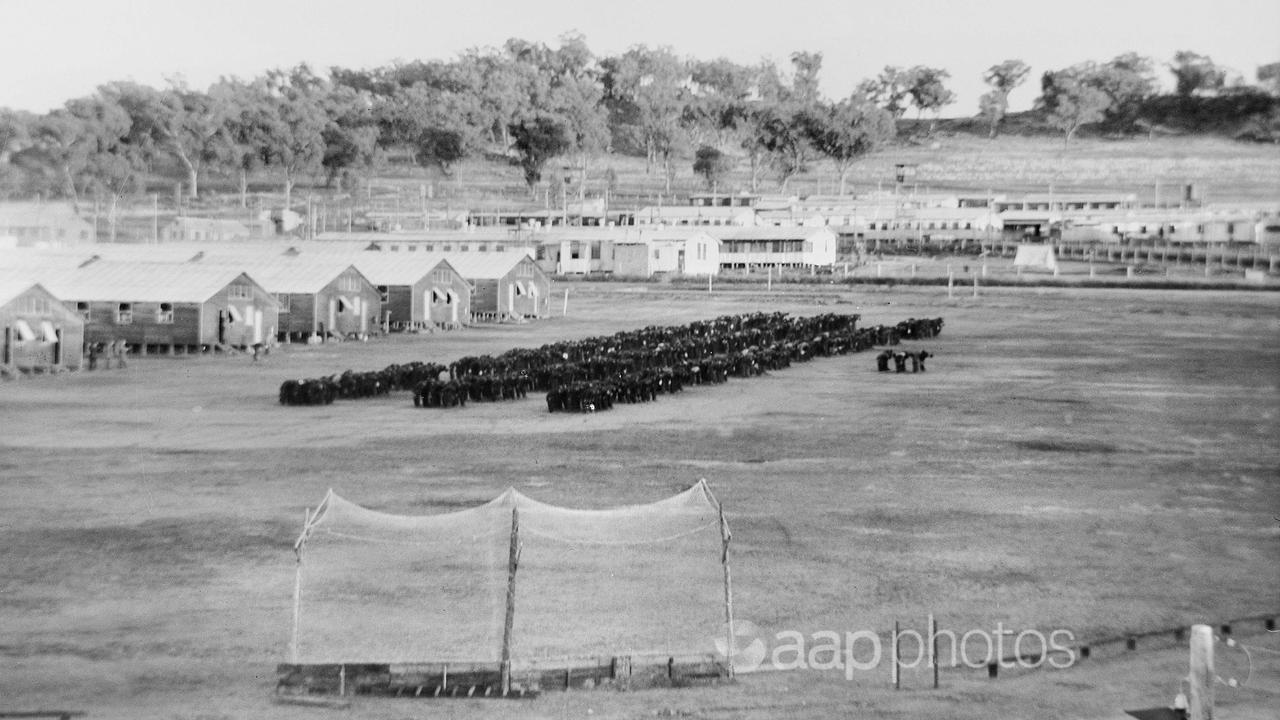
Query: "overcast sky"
2 0 1277 116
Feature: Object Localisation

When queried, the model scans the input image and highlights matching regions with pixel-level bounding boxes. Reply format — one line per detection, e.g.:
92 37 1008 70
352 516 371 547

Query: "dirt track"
1 283 1278 719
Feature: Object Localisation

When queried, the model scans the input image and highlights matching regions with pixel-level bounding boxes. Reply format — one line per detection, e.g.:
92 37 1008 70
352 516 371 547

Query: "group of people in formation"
279 312 946 411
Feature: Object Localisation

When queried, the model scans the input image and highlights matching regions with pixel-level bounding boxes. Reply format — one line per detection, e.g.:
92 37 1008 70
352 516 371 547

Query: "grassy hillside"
106 133 1279 239
333 134 1280 207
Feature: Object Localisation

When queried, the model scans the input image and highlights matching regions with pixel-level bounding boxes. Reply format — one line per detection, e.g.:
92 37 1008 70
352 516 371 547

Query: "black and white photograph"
1 1 1278 718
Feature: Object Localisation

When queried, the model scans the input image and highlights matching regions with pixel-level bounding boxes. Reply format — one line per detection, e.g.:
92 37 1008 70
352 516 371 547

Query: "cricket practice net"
291 480 729 665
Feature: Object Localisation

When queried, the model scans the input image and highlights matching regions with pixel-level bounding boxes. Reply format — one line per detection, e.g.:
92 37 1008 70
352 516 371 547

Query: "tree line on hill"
0 33 1276 219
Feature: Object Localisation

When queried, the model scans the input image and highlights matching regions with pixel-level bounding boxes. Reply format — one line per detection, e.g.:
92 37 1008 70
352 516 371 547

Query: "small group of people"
876 349 931 373
87 339 129 370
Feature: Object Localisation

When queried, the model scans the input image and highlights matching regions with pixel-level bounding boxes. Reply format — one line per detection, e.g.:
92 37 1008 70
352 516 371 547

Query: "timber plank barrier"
884 611 1278 687
275 654 729 698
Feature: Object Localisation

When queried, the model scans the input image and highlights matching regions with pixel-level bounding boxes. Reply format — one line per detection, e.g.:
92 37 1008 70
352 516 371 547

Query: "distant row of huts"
446 190 1280 248
0 244 551 374
9 190 1278 255
315 190 1280 276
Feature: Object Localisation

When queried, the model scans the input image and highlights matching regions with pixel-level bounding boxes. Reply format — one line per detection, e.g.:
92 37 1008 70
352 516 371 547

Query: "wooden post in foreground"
891 620 901 689
290 507 311 663
719 498 735 679
928 613 939 689
500 507 521 696
562 288 569 317
1189 624 1214 720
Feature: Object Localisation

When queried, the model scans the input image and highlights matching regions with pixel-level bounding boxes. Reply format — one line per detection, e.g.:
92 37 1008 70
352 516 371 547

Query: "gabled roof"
186 255 372 294
25 260 266 303
0 277 83 324
445 253 540 280
0 275 48 308
344 252 461 285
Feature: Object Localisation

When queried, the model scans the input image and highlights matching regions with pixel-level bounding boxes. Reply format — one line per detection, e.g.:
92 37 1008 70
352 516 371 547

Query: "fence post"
928 614 939 689
892 621 901 689
1189 624 1213 720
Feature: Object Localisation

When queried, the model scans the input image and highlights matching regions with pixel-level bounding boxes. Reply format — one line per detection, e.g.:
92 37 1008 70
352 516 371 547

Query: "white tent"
1013 244 1059 272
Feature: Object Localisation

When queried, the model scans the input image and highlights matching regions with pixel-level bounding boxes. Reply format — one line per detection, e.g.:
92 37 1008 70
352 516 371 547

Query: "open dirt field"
2 282 1278 719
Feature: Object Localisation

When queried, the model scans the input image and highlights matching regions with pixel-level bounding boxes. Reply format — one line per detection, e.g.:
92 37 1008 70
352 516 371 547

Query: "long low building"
23 259 279 352
0 202 97 248
710 226 838 269
1059 210 1266 244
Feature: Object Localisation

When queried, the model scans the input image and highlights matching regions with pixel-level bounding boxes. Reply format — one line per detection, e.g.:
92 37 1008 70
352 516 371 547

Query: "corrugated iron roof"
21 259 262 303
184 255 369 294
633 206 754 218
344 252 460 285
0 274 45 308
709 226 836 241
445 253 537 280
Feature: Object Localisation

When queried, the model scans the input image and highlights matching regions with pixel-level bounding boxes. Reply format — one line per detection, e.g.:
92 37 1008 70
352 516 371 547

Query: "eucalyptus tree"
905 66 956 134
979 59 1030 138
257 65 331 208
805 94 896 194
601 45 689 191
1038 64 1113 142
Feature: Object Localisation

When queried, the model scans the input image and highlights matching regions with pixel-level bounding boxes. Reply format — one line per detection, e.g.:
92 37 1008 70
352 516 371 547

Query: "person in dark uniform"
917 350 931 372
892 351 908 373
876 350 892 372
